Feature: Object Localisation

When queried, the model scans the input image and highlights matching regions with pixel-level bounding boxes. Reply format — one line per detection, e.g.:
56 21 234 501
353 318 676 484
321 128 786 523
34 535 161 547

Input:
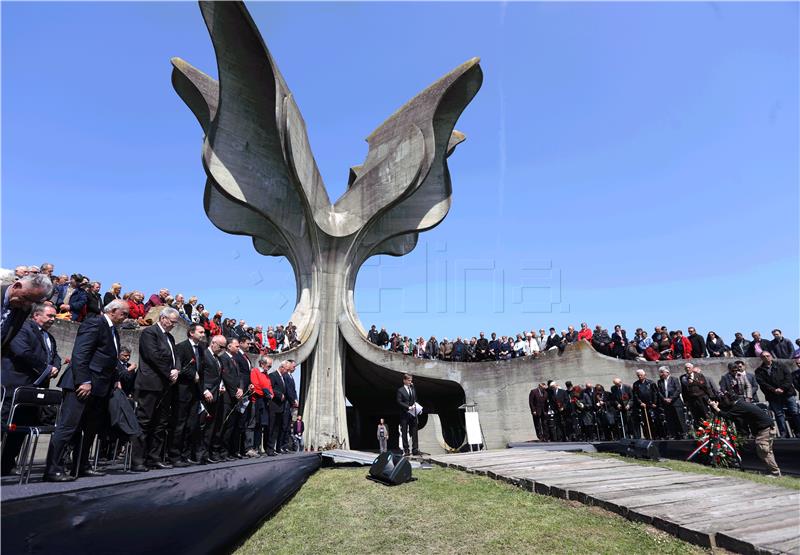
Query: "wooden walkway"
427 449 800 554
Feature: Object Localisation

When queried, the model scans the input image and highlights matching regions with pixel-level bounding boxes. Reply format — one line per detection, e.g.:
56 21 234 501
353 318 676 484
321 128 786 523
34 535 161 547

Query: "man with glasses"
130 307 181 471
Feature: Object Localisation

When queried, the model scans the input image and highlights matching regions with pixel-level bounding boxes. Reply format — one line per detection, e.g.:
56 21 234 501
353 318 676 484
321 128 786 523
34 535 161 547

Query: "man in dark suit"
198 335 228 463
546 381 569 441
169 323 207 466
44 300 128 481
2 275 53 350
528 382 549 442
396 373 420 456
280 360 298 452
610 378 633 438
1 304 61 475
218 338 245 459
233 338 253 455
131 307 181 471
267 362 288 456
632 369 660 439
656 366 686 439
687 327 707 358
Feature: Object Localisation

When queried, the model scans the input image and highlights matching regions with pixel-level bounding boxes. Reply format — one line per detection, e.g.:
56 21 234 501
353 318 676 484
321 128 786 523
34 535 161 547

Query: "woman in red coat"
670 330 693 359
248 356 274 455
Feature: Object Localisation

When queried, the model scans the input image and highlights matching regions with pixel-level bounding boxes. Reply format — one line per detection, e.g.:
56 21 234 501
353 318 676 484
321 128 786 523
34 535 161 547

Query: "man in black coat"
367 325 379 344
396 373 420 456
219 338 245 459
280 360 298 452
754 352 800 438
709 393 781 476
267 363 288 456
610 378 633 438
44 300 128 481
730 332 751 358
687 327 707 358
169 323 206 466
377 327 389 348
475 332 490 361
1 275 53 350
528 382 549 441
610 325 628 359
198 335 233 463
656 366 686 439
233 338 253 455
769 329 795 359
131 307 181 471
1 304 61 475
632 369 659 439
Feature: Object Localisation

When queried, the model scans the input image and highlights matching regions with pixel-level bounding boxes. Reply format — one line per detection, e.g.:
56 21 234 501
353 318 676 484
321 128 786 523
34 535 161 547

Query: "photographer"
709 393 781 477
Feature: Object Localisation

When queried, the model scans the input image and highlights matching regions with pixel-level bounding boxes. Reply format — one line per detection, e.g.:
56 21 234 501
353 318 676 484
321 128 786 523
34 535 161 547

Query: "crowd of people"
1 269 305 482
7 263 301 355
367 322 800 363
529 355 800 476
3 266 798 482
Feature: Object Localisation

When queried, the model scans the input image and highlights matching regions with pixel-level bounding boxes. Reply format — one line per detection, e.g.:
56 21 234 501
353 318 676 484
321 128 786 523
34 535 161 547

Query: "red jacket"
250 368 273 399
128 301 146 320
577 329 593 342
670 337 693 359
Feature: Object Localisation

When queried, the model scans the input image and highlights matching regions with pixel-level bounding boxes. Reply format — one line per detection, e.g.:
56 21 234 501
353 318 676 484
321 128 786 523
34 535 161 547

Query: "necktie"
166 332 175 366
41 329 53 363
111 325 119 353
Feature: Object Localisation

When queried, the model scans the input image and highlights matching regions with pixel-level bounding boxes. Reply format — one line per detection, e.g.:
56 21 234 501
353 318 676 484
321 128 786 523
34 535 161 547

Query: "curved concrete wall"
343 336 765 450
43 314 767 452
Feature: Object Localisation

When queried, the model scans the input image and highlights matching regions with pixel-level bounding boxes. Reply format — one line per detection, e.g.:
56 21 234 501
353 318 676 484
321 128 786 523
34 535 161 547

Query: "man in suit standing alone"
131 307 181 471
44 300 128 481
528 382 550 442
1 303 61 475
396 373 420 456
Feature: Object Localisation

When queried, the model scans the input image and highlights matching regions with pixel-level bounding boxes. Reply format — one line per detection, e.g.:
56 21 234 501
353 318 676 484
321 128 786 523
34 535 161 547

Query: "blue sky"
3 2 798 344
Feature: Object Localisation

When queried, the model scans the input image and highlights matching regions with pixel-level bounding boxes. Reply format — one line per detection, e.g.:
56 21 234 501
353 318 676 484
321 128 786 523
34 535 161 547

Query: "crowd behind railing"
366 322 800 363
6 263 300 354
529 354 800 476
2 267 304 484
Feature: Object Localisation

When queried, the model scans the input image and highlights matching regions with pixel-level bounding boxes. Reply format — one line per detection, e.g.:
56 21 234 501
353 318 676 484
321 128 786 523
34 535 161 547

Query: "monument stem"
302 257 351 450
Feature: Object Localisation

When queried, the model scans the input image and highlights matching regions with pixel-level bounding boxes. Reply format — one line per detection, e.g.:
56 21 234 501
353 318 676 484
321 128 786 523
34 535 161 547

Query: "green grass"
584 452 800 491
237 466 706 555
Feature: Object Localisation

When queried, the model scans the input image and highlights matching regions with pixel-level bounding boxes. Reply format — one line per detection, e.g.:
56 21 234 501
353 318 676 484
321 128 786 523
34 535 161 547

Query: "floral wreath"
687 415 742 468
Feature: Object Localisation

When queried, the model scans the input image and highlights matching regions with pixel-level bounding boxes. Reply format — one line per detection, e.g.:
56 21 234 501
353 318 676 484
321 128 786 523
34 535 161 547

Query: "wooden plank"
717 533 799 555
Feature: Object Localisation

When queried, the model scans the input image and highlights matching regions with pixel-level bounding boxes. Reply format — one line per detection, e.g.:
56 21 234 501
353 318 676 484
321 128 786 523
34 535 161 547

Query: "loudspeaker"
367 452 413 486
620 439 660 461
